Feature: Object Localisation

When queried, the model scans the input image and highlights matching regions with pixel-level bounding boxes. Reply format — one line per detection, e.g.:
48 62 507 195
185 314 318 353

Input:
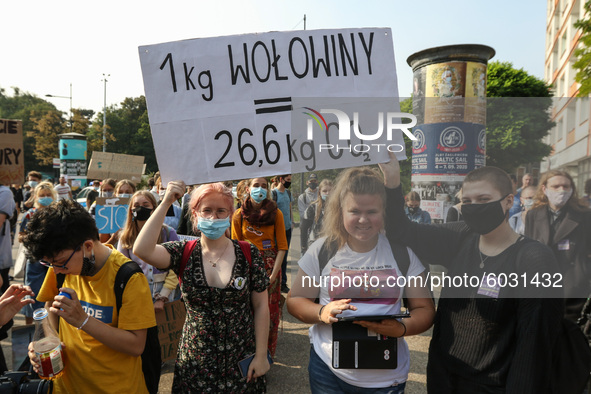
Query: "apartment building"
543 0 591 191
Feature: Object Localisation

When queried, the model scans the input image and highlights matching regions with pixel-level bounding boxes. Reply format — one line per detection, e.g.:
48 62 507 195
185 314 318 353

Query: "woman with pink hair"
134 181 270 392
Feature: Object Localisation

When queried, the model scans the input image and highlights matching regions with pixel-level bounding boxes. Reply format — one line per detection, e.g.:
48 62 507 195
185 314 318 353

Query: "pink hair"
189 183 234 232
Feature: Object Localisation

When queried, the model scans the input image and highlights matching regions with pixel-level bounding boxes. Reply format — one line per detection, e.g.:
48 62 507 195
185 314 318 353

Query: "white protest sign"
420 200 445 220
139 28 402 184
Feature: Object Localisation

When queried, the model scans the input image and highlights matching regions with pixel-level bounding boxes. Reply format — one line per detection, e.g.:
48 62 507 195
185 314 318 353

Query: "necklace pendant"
479 262 484 269
212 263 216 267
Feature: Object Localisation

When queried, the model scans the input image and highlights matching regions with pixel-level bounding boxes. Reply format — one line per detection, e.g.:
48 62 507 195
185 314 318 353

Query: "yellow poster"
464 62 487 124
424 62 466 124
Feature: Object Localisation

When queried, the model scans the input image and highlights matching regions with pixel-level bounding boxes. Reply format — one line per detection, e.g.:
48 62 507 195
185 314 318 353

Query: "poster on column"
411 122 486 176
464 62 487 124
139 28 407 185
0 119 24 185
424 62 466 124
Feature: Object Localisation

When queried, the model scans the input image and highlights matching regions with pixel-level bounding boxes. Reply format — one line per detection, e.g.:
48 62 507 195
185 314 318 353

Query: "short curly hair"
21 199 99 261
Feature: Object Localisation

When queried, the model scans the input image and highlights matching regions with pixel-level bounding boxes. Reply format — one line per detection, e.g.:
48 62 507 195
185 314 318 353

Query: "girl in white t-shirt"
287 166 435 393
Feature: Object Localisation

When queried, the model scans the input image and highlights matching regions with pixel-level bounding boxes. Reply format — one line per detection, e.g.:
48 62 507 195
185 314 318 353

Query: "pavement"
7 222 431 394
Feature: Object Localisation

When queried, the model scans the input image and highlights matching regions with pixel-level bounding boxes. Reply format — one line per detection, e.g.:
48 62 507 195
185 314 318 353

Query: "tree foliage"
91 96 157 173
574 1 591 97
1 87 158 178
485 61 554 173
27 110 64 166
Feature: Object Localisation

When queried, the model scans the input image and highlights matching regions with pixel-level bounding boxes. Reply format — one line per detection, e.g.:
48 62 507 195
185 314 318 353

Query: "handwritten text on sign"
139 28 400 184
94 197 129 234
0 119 24 185
155 300 186 362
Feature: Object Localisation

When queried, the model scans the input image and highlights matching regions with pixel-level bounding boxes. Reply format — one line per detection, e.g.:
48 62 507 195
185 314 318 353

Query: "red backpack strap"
179 239 198 285
237 240 252 267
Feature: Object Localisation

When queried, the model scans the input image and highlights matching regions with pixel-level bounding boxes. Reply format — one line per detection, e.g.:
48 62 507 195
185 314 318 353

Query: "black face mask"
309 183 318 190
80 250 99 277
133 206 153 221
283 181 291 189
461 195 509 235
408 207 419 214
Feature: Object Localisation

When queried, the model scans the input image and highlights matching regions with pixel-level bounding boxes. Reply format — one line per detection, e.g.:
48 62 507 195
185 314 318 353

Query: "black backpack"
57 261 161 394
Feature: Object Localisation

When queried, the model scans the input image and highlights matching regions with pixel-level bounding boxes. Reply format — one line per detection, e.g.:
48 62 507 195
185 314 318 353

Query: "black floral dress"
162 239 269 393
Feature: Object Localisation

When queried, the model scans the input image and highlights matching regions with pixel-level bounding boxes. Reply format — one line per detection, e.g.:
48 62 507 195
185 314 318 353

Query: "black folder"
332 321 398 369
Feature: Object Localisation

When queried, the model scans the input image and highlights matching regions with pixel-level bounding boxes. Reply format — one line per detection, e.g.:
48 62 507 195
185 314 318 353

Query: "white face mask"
545 189 572 209
522 198 535 210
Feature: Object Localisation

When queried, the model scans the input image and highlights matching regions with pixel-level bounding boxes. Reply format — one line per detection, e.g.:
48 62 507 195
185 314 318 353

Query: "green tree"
91 96 157 172
27 110 65 166
485 61 554 172
574 0 591 97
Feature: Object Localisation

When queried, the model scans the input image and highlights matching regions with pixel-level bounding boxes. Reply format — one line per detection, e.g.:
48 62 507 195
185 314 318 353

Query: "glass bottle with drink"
32 308 64 379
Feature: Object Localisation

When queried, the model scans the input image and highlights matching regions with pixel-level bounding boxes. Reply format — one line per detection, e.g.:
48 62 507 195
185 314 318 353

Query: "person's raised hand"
163 180 186 205
378 151 401 189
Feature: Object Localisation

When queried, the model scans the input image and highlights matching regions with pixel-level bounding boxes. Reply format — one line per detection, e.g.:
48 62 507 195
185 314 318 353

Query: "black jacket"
525 204 591 321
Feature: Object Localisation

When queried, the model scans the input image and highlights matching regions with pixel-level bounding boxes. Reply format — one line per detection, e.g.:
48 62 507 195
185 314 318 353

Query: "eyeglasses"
199 208 230 219
40 245 81 269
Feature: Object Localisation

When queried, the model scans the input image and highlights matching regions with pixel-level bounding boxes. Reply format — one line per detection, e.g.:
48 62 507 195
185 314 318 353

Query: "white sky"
1 0 548 117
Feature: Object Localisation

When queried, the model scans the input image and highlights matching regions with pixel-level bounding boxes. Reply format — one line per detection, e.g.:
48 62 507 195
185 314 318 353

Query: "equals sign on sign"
254 97 292 114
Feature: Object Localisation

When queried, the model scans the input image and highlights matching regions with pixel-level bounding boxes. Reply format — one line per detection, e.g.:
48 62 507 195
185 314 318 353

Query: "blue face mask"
28 181 38 188
197 217 231 240
250 187 267 203
321 194 328 201
38 197 53 207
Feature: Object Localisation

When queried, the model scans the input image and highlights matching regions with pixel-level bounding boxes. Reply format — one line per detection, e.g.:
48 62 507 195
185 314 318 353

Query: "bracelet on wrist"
77 314 90 330
397 319 407 337
318 305 326 323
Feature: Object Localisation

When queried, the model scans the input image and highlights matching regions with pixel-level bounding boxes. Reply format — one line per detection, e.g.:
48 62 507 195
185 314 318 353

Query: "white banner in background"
139 28 401 184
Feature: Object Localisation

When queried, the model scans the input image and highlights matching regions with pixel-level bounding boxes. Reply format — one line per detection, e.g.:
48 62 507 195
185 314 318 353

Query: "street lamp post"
45 83 73 132
102 74 110 152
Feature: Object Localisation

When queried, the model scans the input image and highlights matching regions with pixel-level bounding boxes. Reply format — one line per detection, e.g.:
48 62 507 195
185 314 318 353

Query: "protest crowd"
0 154 588 394
1 26 591 394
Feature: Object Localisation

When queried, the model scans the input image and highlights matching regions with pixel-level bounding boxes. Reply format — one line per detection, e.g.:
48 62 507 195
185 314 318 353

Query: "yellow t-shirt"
37 246 156 394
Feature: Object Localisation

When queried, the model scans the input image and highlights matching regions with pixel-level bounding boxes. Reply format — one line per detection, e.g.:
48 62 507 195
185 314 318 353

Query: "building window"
579 97 590 124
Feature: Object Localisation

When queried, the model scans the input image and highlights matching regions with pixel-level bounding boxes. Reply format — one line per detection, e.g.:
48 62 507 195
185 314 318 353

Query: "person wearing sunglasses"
21 199 155 394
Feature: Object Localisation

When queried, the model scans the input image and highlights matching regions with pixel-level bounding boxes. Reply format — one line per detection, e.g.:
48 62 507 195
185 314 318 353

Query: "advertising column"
58 132 88 191
407 44 495 222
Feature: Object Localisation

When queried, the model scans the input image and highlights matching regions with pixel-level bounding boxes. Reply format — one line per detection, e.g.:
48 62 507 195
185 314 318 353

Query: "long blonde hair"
33 181 58 208
119 190 163 249
114 179 136 195
322 167 385 249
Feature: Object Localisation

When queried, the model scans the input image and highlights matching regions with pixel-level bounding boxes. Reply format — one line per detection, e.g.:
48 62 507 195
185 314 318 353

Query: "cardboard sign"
87 152 144 182
94 197 129 234
0 119 25 185
155 300 186 362
139 28 402 184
